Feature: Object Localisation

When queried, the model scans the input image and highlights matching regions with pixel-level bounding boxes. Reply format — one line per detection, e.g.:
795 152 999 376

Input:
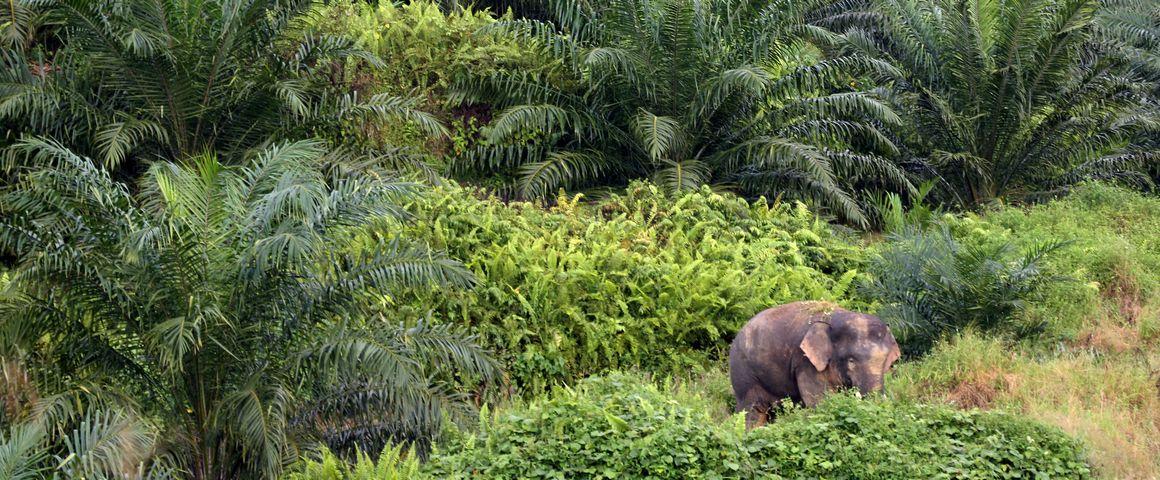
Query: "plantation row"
0 0 1157 478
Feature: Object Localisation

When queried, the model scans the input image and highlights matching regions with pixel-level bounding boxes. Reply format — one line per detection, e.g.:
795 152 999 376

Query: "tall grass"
950 183 1160 339
881 184 1160 478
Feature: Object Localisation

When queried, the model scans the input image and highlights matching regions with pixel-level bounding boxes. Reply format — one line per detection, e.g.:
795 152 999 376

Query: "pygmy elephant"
729 301 901 428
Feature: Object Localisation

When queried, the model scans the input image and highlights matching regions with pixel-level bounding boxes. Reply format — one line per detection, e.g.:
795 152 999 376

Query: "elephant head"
799 312 901 397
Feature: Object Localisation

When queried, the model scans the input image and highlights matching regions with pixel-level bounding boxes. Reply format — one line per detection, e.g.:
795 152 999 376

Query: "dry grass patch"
890 330 1160 479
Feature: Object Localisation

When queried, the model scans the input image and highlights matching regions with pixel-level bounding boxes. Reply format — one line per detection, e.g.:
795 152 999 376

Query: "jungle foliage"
0 139 495 478
383 182 866 391
864 224 1067 355
288 373 1092 479
0 0 1157 477
306 0 559 155
0 0 441 175
825 0 1159 206
436 0 1156 221
450 0 913 225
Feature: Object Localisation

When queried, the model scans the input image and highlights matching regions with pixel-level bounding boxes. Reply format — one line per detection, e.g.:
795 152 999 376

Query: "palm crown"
452 0 914 226
830 0 1159 205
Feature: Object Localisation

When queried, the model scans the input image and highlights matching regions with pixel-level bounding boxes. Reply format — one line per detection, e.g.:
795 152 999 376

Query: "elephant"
729 301 901 428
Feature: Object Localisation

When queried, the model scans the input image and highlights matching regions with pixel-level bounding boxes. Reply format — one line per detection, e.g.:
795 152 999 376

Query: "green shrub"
284 445 422 480
427 373 744 479
381 182 867 391
868 180 942 233
307 0 559 151
747 395 1092 479
315 374 1088 479
863 224 1067 355
309 1 549 100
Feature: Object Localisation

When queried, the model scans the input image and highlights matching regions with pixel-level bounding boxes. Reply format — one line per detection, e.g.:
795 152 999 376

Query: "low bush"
428 373 742 479
382 182 868 391
748 395 1091 479
283 445 422 480
287 374 1092 479
863 224 1067 355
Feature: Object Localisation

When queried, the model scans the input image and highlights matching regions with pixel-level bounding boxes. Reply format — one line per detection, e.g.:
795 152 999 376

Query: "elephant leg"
738 386 774 429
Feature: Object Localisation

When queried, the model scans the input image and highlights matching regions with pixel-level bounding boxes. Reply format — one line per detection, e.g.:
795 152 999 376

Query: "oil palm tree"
0 0 444 174
1093 0 1160 183
0 138 497 479
452 0 913 226
832 0 1158 206
1094 0 1159 84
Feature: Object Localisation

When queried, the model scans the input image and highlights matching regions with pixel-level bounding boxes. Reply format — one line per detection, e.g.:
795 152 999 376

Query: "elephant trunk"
854 373 885 397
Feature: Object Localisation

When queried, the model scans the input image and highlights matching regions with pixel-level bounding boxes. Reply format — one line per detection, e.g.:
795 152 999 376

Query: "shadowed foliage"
0 0 444 175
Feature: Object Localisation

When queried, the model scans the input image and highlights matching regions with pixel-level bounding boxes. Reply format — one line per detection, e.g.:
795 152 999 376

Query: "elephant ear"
800 322 833 371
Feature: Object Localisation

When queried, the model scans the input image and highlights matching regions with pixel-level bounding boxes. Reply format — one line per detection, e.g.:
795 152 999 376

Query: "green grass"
948 183 1160 340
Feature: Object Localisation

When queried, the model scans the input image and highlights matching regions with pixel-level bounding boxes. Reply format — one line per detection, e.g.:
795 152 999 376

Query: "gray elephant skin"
729 301 901 428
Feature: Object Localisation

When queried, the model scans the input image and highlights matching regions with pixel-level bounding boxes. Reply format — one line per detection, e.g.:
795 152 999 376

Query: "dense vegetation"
289 374 1091 479
0 0 442 174
452 0 911 225
832 0 1158 206
0 139 496 477
0 0 1156 478
864 224 1066 354
388 182 866 391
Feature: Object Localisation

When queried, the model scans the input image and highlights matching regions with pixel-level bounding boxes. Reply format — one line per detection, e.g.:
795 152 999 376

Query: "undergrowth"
947 183 1160 340
287 374 1091 479
886 184 1160 478
341 182 1156 477
888 332 1160 479
380 182 867 391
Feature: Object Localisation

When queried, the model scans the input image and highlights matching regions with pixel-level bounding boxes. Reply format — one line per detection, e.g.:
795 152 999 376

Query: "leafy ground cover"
280 182 1160 478
289 373 1091 479
378 183 1154 478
